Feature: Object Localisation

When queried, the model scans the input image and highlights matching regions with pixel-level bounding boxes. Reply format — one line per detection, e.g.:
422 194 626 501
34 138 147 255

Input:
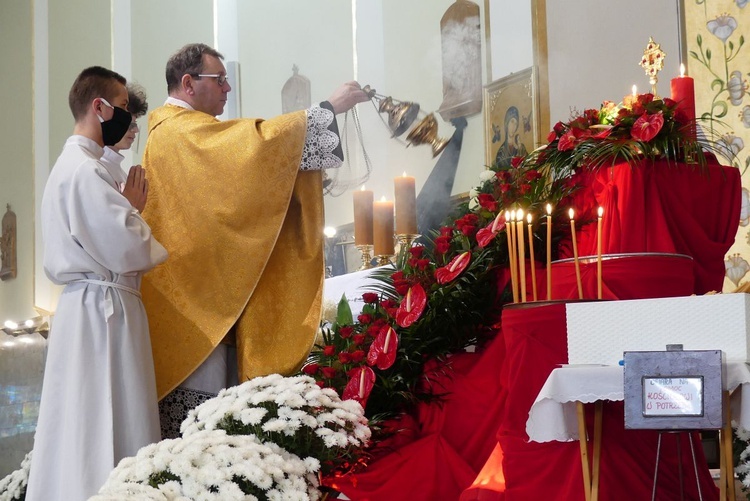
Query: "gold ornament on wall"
1 204 17 280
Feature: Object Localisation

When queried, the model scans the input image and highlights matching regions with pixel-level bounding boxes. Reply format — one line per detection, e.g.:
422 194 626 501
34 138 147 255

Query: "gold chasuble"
141 104 324 399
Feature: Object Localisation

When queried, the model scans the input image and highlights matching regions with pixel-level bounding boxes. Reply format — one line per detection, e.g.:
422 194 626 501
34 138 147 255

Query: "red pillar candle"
670 64 696 139
373 197 395 256
353 186 374 245
394 173 417 235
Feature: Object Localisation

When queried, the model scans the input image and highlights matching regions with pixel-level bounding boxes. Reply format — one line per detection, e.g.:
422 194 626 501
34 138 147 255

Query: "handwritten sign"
642 376 703 417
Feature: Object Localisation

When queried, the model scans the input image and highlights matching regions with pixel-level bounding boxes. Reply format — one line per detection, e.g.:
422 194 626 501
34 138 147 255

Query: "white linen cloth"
526 362 750 443
25 135 168 501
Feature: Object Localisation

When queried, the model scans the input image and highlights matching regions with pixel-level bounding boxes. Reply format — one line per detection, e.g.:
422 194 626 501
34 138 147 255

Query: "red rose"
440 226 454 237
338 352 352 364
321 366 338 379
362 292 379 304
323 345 336 356
547 130 557 143
409 246 425 258
353 334 366 345
380 298 397 309
351 350 366 363
461 225 477 237
553 121 565 134
416 259 430 271
435 236 451 255
339 326 354 338
357 313 373 324
478 193 498 212
302 363 319 375
510 156 524 168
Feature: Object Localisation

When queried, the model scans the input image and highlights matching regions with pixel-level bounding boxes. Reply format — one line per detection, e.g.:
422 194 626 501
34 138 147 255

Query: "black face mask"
98 98 132 146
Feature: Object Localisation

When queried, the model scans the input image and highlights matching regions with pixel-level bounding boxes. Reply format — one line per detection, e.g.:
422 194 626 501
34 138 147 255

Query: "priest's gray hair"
166 43 224 94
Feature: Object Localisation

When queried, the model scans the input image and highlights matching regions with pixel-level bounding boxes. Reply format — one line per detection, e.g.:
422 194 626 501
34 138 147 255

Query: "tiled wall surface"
0 333 45 478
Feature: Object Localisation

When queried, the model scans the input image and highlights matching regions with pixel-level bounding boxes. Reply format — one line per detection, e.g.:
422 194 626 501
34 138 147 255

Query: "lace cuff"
300 104 343 171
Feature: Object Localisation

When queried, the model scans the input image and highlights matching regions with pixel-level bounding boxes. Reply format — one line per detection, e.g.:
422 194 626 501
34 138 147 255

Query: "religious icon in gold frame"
483 67 539 169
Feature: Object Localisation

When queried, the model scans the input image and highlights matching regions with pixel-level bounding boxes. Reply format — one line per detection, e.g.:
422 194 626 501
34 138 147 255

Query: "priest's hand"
122 165 148 212
327 81 371 114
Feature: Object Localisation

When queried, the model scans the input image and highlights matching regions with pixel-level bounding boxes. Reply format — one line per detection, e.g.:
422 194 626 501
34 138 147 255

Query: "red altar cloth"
330 160 740 500
565 159 741 294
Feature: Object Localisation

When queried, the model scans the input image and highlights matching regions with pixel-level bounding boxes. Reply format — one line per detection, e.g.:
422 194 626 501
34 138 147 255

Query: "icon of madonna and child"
492 105 532 168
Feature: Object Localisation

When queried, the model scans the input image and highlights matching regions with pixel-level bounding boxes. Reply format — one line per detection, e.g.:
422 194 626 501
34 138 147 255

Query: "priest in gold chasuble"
141 43 369 437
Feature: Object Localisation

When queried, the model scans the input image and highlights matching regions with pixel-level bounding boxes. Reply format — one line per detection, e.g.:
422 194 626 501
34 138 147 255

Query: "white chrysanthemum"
479 169 497 183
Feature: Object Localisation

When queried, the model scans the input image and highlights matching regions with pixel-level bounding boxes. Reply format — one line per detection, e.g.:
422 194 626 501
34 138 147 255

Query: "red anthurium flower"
557 130 577 151
342 365 376 407
476 213 506 248
395 283 427 328
435 251 471 284
366 325 398 370
631 112 664 142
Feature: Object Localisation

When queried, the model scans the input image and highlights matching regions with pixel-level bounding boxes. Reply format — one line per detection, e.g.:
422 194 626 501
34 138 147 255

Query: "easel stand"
651 431 703 501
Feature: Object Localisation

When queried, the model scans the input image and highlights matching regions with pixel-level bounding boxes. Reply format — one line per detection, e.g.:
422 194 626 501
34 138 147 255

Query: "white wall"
545 0 682 125
0 0 35 321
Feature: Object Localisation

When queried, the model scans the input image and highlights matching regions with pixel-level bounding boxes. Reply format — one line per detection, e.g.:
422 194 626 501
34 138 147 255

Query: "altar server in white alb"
25 66 168 501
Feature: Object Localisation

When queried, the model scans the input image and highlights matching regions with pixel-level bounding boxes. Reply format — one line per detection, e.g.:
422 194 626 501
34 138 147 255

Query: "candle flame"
505 210 511 221
680 63 686 77
517 208 524 220
527 213 532 224
546 203 552 215
380 196 387 202
402 171 408 177
569 208 575 220
510 209 516 221
598 206 604 217
360 185 366 191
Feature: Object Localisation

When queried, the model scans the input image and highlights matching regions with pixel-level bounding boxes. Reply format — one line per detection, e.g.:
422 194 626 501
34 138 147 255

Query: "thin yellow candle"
569 208 583 299
597 206 604 300
507 210 518 303
517 208 526 303
546 203 552 300
527 213 537 301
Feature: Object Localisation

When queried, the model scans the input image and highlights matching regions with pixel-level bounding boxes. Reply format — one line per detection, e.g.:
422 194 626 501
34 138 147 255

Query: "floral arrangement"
0 451 31 501
304 91 724 431
94 374 370 500
180 374 370 477
530 92 717 175
93 430 318 501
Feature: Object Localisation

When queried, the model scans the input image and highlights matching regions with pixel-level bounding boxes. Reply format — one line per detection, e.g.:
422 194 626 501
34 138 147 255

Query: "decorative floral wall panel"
686 0 750 290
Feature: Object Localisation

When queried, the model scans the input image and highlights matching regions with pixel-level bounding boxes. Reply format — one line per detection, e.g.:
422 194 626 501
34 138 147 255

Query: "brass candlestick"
375 254 395 267
396 234 421 255
356 244 373 270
